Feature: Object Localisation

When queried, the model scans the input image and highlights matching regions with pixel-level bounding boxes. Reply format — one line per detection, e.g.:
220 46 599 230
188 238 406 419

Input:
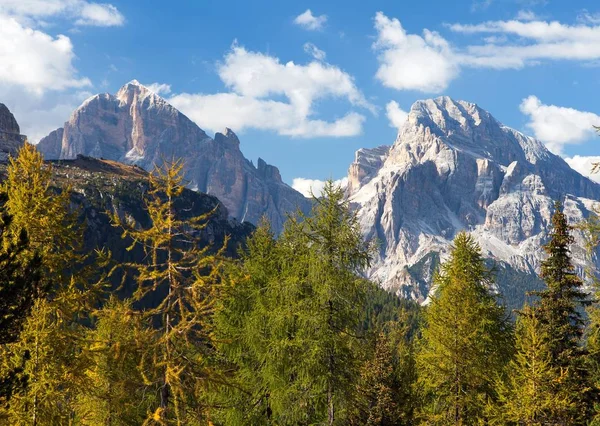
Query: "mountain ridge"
36 80 312 233
347 96 600 303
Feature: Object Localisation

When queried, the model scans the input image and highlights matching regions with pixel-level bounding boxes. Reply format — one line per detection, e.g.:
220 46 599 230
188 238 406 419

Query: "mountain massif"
37 81 311 233
346 96 600 304
8 86 600 307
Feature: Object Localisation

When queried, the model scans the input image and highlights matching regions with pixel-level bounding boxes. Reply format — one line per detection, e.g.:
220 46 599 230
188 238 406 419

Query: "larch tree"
0 143 105 424
494 306 575 425
416 232 513 425
114 159 227 425
213 180 372 425
76 296 158 425
211 220 280 425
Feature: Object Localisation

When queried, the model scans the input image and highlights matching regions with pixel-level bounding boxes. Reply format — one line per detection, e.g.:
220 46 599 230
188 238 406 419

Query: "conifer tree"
352 330 412 426
494 306 575 425
213 180 371 425
76 296 158 425
211 220 279 425
531 200 594 422
0 294 90 425
114 159 227 425
0 143 106 423
2 142 81 284
416 232 512 424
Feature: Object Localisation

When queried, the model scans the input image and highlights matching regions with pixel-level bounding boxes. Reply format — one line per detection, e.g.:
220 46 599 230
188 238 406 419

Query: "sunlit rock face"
0 103 26 160
347 96 600 303
37 80 311 232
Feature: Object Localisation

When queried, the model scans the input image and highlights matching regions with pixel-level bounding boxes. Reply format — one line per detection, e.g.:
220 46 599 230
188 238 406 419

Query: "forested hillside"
2 144 600 424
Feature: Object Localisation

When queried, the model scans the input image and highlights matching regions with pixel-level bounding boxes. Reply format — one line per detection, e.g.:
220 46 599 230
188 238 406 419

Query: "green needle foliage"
494 306 575 425
213 180 372 425
416 232 513 425
528 201 596 423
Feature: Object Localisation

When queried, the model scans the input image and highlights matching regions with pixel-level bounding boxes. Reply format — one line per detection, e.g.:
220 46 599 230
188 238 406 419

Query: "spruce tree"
531 200 594 422
416 232 513 424
114 159 227 425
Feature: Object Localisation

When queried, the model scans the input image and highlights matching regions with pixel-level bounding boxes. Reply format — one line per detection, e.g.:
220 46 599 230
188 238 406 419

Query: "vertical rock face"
37 80 311 233
0 103 26 160
348 96 600 303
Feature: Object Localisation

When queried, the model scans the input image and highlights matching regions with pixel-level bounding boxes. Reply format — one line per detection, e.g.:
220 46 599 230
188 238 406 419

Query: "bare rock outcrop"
37 80 311 232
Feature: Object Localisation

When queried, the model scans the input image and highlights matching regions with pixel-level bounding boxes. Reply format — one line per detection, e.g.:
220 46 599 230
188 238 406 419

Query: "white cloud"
303 42 326 61
168 44 373 138
577 10 600 25
519 96 600 154
385 101 408 130
372 12 459 92
374 12 600 93
0 0 125 27
292 177 349 197
565 155 600 183
146 82 172 96
75 3 124 26
294 9 327 31
0 15 90 94
515 10 538 21
2 86 92 142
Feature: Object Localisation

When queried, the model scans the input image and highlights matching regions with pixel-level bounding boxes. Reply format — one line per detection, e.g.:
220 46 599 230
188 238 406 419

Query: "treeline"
1 144 600 425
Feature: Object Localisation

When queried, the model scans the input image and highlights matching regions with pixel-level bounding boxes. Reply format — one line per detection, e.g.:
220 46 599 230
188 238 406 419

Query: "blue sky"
1 0 600 194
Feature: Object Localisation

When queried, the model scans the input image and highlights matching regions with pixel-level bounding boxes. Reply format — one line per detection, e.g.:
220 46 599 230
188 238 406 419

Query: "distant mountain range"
36 80 311 234
3 85 599 308
346 96 600 304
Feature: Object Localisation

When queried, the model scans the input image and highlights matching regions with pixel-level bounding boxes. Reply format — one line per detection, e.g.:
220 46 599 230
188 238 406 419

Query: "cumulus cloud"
0 15 90 94
168 44 373 138
564 155 600 183
146 82 172 96
0 0 125 27
294 9 327 31
373 12 458 92
303 42 326 61
2 87 92 142
519 96 600 154
292 177 348 197
374 12 600 93
385 101 409 130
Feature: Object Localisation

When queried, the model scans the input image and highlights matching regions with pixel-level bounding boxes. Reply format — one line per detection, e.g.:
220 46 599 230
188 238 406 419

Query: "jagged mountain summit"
0 103 26 160
37 80 311 232
347 96 600 304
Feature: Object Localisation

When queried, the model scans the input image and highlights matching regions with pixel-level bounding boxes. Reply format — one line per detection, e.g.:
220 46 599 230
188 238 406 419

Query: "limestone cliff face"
348 97 600 303
0 103 26 160
37 81 311 232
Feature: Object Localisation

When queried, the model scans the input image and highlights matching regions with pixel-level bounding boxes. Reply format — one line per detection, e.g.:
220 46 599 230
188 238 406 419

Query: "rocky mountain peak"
257 157 282 182
214 128 240 147
115 80 168 109
0 103 26 160
348 97 600 304
36 80 311 234
0 103 21 135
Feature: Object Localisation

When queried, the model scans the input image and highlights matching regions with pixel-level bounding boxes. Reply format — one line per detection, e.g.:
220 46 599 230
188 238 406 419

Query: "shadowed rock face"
348 96 600 303
37 80 311 232
0 103 26 160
